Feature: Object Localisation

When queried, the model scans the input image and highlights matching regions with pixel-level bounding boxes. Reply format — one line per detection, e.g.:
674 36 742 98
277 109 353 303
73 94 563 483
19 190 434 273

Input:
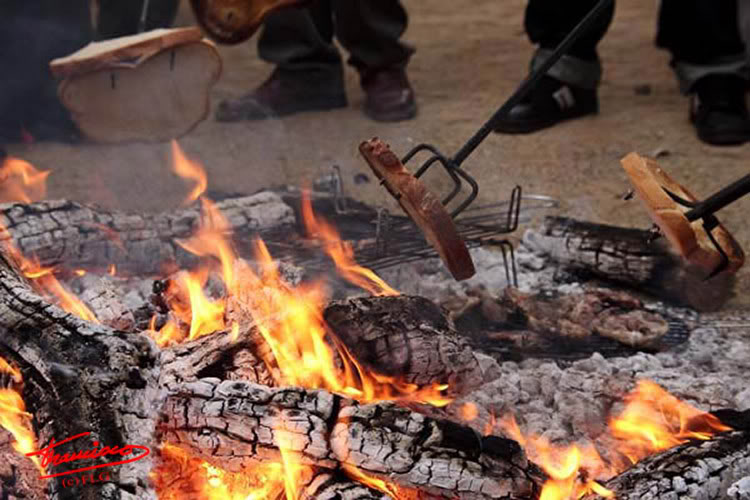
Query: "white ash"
442 316 750 451
729 477 750 499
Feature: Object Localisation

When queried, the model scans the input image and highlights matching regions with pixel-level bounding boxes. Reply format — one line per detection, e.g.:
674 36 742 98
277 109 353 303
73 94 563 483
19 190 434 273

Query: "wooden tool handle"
359 138 476 281
189 0 311 44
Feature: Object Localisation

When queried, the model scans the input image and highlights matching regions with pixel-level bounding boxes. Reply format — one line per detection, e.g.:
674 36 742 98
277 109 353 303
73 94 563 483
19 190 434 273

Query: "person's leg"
216 2 348 121
0 0 91 142
658 0 750 145
331 0 416 122
495 0 615 134
257 1 341 71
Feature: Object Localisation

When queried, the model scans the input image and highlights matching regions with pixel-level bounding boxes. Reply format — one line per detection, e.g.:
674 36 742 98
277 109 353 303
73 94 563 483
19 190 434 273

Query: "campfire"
0 147 747 500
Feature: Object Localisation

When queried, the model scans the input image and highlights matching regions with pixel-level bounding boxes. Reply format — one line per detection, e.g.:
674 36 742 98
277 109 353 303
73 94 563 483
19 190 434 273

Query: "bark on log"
323 296 484 397
160 378 542 499
0 252 162 499
587 431 750 500
0 192 295 275
524 216 735 311
159 326 276 390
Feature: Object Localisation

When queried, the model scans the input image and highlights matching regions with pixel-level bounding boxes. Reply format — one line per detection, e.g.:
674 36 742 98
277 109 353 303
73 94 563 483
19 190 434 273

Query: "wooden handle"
359 138 476 281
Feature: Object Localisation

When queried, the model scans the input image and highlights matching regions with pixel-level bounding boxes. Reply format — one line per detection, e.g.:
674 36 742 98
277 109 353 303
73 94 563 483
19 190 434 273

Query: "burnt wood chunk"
585 431 750 500
323 296 484 397
0 252 161 499
525 216 735 311
0 192 295 275
160 378 542 499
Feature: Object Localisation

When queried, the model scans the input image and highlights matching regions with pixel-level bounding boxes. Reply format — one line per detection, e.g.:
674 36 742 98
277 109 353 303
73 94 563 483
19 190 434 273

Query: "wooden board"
50 27 204 78
57 40 221 143
359 138 476 281
621 152 744 277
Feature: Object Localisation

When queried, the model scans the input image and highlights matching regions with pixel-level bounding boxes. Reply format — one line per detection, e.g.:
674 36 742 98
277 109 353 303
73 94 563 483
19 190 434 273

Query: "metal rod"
138 0 151 33
685 173 750 222
451 0 614 167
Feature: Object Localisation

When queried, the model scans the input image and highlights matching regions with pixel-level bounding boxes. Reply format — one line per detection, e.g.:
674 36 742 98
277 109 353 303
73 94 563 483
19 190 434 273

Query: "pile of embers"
0 153 747 500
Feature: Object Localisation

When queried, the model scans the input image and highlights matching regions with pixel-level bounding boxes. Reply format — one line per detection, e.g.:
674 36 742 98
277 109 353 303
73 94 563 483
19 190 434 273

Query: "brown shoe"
216 68 348 122
361 68 417 122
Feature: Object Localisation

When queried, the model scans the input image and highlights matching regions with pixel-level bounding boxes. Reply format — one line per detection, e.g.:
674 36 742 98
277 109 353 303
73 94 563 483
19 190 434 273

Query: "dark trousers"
525 0 747 91
0 0 91 139
258 0 414 75
97 0 180 39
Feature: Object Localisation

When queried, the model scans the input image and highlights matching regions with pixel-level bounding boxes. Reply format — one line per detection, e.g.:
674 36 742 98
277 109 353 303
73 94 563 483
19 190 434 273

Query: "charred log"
588 431 750 500
524 216 734 311
0 192 295 275
0 252 161 499
160 378 542 499
323 296 484 396
159 326 276 390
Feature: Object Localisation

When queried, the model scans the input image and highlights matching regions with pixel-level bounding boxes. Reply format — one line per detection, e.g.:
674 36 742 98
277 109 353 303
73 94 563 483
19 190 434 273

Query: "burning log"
0 248 162 499
524 216 735 311
160 378 542 499
323 296 484 396
0 192 295 275
159 325 276 389
586 430 750 500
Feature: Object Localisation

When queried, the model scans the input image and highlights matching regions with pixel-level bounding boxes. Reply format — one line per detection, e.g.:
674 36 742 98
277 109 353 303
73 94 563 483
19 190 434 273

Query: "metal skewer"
400 0 615 218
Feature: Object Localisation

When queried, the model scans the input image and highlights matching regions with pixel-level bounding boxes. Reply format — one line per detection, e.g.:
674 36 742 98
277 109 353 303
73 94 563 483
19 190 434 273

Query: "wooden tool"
359 138 476 281
189 0 309 44
50 27 221 143
621 153 745 278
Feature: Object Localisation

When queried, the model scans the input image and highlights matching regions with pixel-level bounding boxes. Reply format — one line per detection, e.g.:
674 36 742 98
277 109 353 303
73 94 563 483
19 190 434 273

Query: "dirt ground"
6 0 750 307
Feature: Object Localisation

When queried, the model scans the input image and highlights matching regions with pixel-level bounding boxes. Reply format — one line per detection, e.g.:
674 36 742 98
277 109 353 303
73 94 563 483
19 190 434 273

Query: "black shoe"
361 67 417 122
690 75 750 146
215 68 348 122
493 75 598 134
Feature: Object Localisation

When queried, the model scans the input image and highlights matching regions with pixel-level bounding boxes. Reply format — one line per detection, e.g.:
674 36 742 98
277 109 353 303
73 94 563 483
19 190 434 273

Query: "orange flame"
0 356 43 473
609 380 732 465
171 140 207 205
152 444 286 500
0 156 50 204
495 380 732 500
242 238 450 406
0 223 97 323
300 192 398 297
343 464 403 498
159 145 448 405
497 415 614 500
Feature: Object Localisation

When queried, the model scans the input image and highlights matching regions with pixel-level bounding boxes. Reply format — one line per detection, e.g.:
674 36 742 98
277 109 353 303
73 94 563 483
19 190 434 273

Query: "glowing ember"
496 380 733 500
0 156 50 204
460 402 479 422
0 356 42 473
152 444 286 500
171 140 208 205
